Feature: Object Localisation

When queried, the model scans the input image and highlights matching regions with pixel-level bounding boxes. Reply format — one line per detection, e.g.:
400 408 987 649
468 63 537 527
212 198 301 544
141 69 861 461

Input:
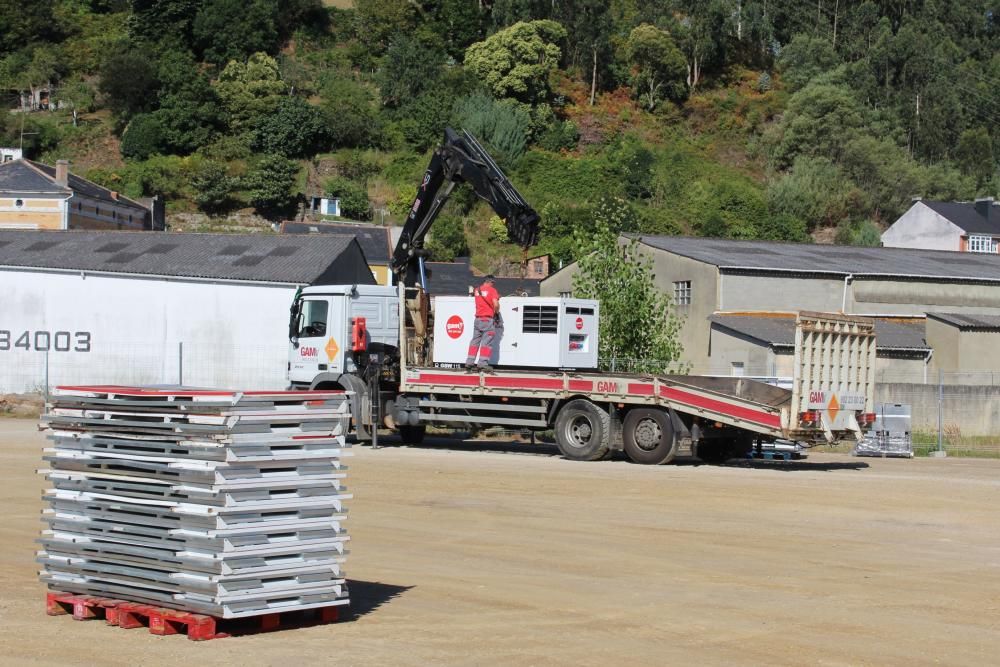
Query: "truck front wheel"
623 408 677 465
554 399 610 461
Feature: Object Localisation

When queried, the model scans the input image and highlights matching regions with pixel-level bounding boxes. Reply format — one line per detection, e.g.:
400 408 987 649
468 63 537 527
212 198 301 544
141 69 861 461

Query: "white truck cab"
288 284 399 389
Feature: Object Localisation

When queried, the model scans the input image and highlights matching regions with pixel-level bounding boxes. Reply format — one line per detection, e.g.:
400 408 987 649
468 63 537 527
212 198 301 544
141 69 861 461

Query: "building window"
731 361 745 377
77 202 82 211
14 199 23 208
967 235 997 253
112 210 117 220
95 206 100 217
673 280 692 305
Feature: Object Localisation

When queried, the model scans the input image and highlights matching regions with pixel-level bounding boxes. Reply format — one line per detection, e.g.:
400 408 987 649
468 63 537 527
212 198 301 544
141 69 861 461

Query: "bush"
324 176 370 220
487 215 508 243
120 114 165 160
452 92 530 165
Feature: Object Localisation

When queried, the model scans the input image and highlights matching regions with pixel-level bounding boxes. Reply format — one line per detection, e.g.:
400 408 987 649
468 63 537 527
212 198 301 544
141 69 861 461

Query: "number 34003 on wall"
0 331 91 352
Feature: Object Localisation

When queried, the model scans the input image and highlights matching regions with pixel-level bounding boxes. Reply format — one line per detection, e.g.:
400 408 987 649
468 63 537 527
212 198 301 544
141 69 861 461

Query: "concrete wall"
925 318 1000 374
851 279 1000 313
720 272 847 312
881 202 962 250
640 246 719 366
0 268 297 393
877 383 1000 435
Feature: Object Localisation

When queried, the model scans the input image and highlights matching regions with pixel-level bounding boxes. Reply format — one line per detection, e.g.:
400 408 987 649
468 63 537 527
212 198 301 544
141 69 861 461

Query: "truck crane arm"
391 127 540 288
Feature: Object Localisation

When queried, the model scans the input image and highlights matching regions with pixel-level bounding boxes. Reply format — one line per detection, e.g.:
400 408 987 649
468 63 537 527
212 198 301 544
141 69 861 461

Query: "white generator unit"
432 296 599 369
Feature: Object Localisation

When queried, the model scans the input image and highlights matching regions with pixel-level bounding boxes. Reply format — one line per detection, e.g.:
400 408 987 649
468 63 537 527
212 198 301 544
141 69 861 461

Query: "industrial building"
541 235 1000 381
0 230 374 393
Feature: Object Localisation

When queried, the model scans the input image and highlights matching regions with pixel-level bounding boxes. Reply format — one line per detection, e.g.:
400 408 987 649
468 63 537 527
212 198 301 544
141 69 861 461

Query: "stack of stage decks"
36 385 352 619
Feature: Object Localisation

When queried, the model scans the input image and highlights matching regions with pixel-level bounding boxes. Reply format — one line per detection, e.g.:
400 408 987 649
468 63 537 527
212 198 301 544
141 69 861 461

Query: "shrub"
120 114 164 160
324 176 370 220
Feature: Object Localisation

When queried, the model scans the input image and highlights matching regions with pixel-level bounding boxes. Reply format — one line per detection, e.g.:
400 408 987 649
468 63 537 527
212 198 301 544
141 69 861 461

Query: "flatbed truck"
287 129 877 464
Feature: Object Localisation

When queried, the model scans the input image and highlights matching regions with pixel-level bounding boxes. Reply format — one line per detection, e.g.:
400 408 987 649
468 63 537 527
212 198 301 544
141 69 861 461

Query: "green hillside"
2 1 998 270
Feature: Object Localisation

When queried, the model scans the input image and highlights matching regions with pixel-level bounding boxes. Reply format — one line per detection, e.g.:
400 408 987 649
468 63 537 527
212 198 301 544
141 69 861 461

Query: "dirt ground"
1 418 998 666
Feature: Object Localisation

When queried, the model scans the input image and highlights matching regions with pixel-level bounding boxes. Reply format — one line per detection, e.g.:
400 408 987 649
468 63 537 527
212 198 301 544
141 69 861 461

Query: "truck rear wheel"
554 399 610 461
623 408 676 465
398 424 426 445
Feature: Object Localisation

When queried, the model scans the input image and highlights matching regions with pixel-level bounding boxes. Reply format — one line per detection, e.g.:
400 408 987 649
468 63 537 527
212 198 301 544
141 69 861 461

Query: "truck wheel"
398 424 426 445
623 408 677 465
554 399 610 461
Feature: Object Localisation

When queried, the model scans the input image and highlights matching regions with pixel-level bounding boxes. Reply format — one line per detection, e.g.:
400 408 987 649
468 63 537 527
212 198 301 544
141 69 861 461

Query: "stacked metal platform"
37 385 353 619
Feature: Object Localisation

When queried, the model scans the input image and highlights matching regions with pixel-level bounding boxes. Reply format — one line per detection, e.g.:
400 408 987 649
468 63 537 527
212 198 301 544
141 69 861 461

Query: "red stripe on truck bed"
658 386 781 429
485 376 564 390
412 373 481 386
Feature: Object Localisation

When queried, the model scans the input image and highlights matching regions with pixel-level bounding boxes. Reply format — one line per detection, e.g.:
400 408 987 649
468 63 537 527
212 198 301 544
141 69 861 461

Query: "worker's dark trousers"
466 316 497 366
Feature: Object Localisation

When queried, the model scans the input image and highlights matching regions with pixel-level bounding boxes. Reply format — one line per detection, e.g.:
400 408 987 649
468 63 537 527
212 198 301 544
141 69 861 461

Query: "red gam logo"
575 317 584 330
446 315 464 339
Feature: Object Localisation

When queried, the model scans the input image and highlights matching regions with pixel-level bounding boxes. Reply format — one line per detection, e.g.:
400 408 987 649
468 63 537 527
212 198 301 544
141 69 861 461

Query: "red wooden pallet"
46 592 344 641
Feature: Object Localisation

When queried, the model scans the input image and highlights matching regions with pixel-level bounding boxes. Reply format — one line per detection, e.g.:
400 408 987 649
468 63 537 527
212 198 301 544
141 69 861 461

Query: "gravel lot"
1 418 998 666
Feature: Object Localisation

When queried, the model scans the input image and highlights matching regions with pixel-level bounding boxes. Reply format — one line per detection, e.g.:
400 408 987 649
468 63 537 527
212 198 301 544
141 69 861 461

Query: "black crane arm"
391 128 540 287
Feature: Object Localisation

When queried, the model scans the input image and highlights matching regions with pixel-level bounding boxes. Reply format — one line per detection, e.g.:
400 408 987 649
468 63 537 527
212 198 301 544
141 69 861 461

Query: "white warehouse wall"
0 268 298 393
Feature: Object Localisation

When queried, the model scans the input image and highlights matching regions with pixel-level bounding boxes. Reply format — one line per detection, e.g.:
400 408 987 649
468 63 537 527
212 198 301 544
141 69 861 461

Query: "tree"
426 214 468 261
464 20 566 103
955 127 995 190
191 160 234 212
215 53 286 132
324 176 371 220
561 0 613 106
127 0 201 48
319 75 382 149
99 50 159 119
452 92 530 164
768 81 866 168
777 35 840 92
192 0 280 66
354 0 417 55
376 36 446 108
253 96 330 158
0 0 58 55
152 49 220 154
244 154 300 217
571 221 684 373
626 24 687 111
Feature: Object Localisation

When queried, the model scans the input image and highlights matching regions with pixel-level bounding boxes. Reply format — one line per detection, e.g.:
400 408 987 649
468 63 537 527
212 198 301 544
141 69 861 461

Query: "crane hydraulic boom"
391 127 540 288
391 127 540 365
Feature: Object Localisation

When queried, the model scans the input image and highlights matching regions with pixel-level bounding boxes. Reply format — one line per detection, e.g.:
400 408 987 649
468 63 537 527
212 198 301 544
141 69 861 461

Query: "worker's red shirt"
474 283 499 318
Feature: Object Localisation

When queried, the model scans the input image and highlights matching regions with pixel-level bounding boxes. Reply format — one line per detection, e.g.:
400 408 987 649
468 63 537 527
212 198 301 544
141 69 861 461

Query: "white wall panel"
0 269 297 392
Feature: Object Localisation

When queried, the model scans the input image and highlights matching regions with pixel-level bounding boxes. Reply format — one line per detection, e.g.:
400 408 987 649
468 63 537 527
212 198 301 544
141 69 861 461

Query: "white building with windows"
882 198 1000 253
541 235 1000 382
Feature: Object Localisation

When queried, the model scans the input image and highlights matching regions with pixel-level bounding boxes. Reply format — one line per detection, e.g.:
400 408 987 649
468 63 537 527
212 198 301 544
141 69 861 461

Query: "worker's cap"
483 274 496 283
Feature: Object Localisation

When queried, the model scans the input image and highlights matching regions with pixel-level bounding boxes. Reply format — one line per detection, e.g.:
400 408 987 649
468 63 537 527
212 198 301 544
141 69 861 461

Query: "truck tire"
623 408 677 465
554 399 610 461
398 424 426 445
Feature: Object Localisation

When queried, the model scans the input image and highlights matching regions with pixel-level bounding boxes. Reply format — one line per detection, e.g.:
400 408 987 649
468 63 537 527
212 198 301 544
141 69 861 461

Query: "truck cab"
287 284 399 390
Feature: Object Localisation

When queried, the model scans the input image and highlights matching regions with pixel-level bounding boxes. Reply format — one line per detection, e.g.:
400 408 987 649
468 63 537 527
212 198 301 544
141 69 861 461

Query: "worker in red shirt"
465 275 500 371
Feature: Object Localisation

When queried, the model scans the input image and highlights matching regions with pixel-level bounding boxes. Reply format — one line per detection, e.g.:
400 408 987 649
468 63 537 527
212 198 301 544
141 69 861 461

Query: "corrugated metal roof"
637 235 1000 281
0 230 375 285
923 200 1000 234
280 220 391 263
927 312 1000 331
425 257 540 296
710 314 929 351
